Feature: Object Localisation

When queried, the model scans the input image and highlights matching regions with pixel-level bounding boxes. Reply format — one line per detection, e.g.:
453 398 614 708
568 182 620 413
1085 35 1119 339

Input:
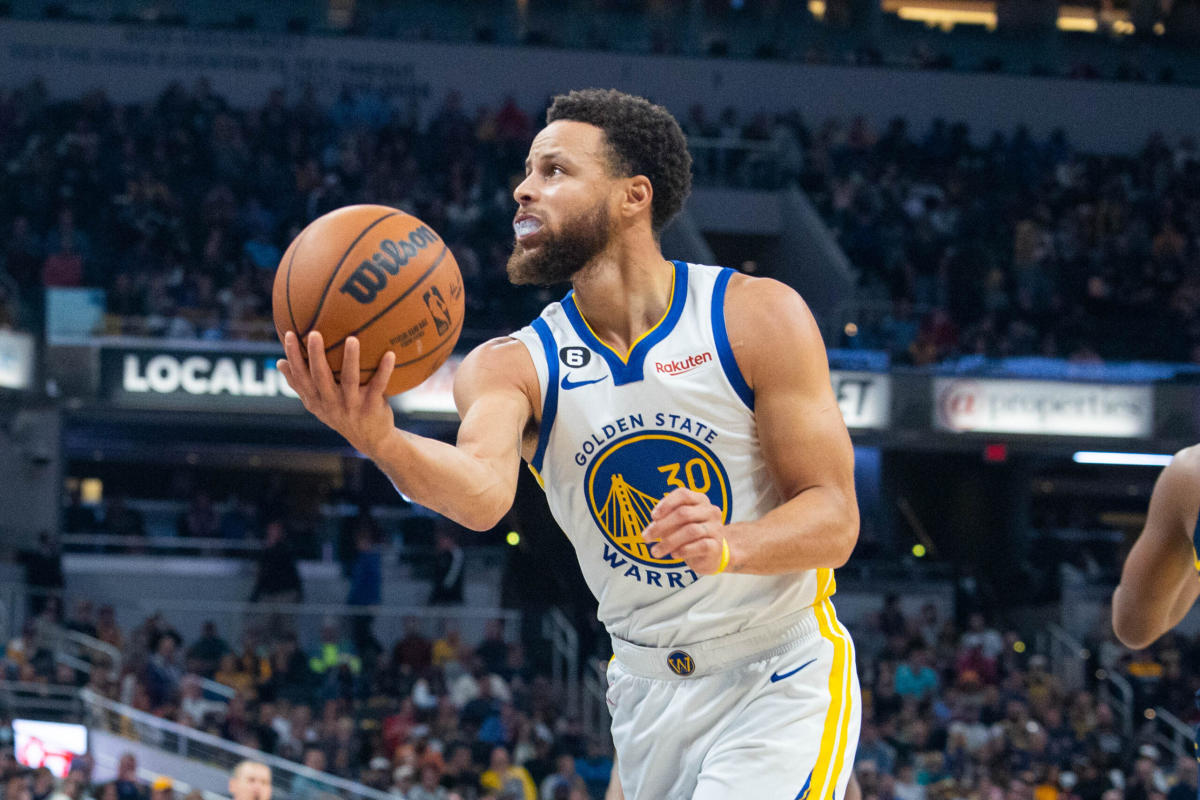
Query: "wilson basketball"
272 205 464 397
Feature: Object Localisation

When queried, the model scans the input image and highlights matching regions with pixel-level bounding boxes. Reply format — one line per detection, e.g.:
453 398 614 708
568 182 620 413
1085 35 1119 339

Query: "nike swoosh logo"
770 658 817 683
560 374 608 390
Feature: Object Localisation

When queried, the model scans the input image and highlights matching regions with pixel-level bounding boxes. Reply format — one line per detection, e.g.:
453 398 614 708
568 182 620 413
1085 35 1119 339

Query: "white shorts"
607 598 861 800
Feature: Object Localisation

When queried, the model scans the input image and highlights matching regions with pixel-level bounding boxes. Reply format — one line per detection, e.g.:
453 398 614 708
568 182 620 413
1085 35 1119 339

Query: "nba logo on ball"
667 650 695 676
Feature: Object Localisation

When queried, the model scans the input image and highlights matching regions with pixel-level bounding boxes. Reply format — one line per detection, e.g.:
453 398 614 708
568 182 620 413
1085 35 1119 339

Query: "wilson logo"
339 226 441 304
654 351 713 376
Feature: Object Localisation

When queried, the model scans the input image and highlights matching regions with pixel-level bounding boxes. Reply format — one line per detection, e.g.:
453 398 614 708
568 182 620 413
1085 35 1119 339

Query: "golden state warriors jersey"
510 261 837 648
1193 508 1200 574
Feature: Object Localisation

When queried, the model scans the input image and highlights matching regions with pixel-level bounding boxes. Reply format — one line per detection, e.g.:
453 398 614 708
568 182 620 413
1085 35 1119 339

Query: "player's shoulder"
459 336 536 379
1163 445 1200 482
454 336 539 403
722 271 806 311
720 272 821 346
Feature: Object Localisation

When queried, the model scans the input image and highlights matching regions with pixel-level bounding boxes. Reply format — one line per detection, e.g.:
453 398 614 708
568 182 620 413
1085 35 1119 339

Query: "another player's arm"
644 276 858 575
278 331 536 531
604 758 624 800
1112 447 1200 649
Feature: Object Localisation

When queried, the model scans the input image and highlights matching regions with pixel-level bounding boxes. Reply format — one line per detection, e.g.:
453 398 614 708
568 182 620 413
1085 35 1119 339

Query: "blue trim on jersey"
712 268 755 411
560 261 689 386
794 769 813 800
1193 505 1200 569
530 318 559 474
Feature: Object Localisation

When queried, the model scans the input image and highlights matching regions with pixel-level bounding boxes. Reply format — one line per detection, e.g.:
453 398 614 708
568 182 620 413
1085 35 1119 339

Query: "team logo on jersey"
560 347 591 368
667 650 695 676
585 431 731 567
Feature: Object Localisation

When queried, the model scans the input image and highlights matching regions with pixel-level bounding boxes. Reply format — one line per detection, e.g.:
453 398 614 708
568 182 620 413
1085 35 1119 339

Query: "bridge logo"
584 431 731 567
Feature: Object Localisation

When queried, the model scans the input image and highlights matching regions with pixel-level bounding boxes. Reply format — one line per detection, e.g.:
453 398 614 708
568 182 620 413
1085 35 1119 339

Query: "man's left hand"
641 488 730 575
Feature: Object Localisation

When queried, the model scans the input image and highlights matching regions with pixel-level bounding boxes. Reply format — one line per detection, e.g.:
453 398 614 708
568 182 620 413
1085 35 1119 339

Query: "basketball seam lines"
322 244 450 354
284 226 310 337
301 210 401 337
339 316 460 386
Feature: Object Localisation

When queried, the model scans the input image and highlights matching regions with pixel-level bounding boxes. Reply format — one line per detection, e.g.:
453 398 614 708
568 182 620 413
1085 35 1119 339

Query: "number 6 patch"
560 347 591 368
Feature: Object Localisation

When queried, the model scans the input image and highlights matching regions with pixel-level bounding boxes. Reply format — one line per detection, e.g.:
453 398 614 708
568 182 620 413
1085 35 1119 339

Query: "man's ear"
621 175 654 220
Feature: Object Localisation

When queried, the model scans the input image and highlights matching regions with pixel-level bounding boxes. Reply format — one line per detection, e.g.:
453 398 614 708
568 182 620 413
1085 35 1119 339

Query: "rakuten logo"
655 351 713 376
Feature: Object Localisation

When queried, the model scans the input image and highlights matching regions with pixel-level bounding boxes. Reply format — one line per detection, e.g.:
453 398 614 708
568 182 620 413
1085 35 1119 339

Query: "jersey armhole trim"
530 318 559 475
712 268 755 411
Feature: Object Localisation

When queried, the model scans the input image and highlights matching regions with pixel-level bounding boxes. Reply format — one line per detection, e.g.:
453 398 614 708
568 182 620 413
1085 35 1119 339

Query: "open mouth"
513 217 543 241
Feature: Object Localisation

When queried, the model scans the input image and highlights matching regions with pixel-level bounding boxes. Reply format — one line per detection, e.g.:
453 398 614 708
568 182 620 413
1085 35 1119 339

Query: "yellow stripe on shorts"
816 568 837 601
808 598 854 800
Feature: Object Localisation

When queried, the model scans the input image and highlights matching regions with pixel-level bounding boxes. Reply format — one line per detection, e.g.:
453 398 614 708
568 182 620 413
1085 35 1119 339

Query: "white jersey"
510 261 836 648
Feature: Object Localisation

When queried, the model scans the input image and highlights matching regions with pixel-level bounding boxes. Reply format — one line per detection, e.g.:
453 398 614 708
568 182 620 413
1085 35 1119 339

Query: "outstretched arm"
643 275 858 575
1112 447 1200 649
278 331 537 531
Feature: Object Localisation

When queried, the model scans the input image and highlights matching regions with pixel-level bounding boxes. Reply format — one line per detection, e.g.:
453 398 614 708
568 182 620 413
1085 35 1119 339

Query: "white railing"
543 607 580 717
1103 669 1136 737
581 657 611 746
1151 706 1194 759
0 681 82 719
61 534 264 554
1043 623 1088 692
62 629 123 669
82 690 394 800
1147 705 1195 758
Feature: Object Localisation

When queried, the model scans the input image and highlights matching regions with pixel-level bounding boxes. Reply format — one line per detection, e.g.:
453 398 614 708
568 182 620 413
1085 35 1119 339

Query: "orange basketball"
272 205 464 397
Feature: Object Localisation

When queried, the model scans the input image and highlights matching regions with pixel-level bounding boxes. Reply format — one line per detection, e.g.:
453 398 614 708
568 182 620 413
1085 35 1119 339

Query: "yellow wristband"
715 537 731 574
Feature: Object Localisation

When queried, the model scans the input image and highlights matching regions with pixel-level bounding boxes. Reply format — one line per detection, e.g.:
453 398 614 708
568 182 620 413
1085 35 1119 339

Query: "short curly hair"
546 89 692 233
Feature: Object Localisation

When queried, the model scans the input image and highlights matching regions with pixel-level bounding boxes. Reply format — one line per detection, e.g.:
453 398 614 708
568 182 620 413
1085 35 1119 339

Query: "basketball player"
228 761 271 800
279 89 861 799
1112 447 1200 800
1112 446 1200 647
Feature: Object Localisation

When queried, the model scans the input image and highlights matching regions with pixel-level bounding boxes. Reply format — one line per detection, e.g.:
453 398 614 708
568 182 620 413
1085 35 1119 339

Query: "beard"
506 204 610 287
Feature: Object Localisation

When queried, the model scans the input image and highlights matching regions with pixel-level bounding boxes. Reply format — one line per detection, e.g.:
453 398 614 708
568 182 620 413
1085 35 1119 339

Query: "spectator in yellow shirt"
479 746 536 800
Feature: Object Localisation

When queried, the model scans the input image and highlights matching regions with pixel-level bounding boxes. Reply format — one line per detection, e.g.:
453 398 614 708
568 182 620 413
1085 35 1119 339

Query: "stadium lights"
1072 451 1174 467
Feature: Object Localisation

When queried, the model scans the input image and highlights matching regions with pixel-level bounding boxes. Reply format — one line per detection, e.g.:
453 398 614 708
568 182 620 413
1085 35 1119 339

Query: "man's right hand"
277 330 398 458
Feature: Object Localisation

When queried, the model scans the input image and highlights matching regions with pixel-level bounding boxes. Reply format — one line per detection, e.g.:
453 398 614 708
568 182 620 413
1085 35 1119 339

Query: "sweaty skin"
1112 445 1200 649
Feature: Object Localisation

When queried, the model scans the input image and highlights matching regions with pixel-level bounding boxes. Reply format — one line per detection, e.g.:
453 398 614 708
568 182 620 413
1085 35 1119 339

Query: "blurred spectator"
249 520 303 604
179 674 223 725
96 605 124 650
430 532 466 605
49 769 92 800
102 495 146 539
143 632 184 707
30 768 56 800
65 600 97 639
6 773 33 800
539 754 580 800
408 764 449 800
479 746 536 800
394 618 434 674
186 621 231 676
894 644 940 700
148 777 173 800
477 620 508 677
960 613 1004 660
227 761 272 800
114 754 146 800
177 492 218 539
346 526 383 661
17 532 64 614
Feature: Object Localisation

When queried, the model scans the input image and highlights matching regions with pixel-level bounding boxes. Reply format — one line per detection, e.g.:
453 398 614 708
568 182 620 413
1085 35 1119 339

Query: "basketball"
272 205 465 397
